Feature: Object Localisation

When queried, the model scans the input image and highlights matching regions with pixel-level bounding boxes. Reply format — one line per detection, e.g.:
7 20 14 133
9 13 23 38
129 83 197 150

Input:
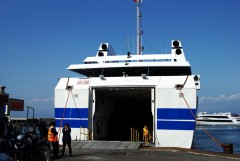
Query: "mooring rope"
178 75 222 147
179 89 222 147
70 90 84 127
57 78 85 140
57 88 71 139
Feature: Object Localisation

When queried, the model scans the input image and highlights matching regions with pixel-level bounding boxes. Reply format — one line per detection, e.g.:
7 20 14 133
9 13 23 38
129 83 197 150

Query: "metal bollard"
221 143 233 154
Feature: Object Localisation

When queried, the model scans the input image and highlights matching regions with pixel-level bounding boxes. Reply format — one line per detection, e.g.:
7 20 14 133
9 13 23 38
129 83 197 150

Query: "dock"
56 141 240 161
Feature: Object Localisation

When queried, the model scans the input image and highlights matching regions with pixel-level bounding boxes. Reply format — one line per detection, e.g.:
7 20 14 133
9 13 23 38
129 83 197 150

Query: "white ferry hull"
54 0 200 149
55 76 198 148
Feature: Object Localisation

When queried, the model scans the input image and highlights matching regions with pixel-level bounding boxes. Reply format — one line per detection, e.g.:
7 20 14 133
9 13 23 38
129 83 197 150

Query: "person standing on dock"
48 121 59 159
0 116 13 139
0 117 13 153
39 121 48 140
61 123 72 157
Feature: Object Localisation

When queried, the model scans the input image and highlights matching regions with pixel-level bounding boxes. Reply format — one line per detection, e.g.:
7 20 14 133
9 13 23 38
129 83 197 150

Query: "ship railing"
79 127 94 140
130 128 140 142
80 126 89 140
84 54 175 63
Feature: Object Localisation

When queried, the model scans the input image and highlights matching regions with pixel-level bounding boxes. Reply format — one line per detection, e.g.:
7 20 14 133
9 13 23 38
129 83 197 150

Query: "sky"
1 0 240 118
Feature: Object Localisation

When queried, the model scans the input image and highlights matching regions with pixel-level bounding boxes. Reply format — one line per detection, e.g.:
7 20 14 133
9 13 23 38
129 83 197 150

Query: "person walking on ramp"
143 125 149 145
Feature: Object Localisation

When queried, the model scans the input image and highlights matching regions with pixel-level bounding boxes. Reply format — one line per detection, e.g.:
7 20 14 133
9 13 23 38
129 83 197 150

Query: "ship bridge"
68 41 192 77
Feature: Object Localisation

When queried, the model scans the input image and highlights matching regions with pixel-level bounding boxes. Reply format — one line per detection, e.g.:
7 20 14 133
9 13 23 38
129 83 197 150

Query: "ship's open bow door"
90 87 154 141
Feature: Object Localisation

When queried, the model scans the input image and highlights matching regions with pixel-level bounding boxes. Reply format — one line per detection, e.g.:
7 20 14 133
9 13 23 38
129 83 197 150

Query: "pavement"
52 141 240 161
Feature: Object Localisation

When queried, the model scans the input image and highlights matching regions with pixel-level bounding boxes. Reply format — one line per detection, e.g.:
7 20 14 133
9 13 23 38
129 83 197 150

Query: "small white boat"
196 112 240 126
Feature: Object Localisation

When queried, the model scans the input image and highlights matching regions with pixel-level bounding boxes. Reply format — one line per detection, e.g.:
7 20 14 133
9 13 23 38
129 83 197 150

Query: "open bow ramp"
72 141 143 150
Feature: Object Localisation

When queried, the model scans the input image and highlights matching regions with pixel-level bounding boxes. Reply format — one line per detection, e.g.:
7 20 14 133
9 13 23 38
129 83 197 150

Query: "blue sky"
1 0 240 118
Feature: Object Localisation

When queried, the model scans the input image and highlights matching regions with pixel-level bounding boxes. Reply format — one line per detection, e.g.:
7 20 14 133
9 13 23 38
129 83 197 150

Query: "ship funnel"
194 75 200 90
172 40 181 48
97 52 104 57
101 44 108 51
96 43 116 57
171 40 186 62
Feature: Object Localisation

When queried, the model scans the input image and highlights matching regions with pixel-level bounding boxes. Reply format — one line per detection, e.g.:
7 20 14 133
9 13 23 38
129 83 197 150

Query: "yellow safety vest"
143 127 149 136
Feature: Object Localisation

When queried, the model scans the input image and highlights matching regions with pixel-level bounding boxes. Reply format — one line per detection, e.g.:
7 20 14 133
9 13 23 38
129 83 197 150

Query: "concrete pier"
55 141 240 161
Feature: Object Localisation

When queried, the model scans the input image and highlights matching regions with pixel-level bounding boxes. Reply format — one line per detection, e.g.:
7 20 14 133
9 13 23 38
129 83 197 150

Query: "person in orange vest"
143 125 149 145
48 121 59 158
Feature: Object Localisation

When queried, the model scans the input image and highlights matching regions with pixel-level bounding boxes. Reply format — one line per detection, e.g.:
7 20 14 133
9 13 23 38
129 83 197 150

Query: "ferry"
54 1 200 149
197 112 240 126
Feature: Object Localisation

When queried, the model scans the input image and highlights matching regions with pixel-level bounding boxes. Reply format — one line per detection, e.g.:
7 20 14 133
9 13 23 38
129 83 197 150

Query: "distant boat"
196 112 240 126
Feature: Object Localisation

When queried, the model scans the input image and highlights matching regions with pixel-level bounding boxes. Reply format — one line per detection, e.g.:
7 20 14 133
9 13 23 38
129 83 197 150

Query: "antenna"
135 0 143 55
126 36 130 52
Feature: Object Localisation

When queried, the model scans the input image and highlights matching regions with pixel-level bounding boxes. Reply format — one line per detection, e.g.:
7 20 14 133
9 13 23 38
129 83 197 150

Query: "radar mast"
136 0 143 55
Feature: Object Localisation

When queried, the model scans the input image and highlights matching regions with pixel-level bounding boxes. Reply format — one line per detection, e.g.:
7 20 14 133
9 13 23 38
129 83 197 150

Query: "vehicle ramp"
72 141 143 150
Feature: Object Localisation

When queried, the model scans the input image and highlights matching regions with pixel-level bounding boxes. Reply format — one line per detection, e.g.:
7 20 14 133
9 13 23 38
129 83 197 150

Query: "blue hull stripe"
157 108 196 120
157 108 196 130
157 120 195 130
55 108 88 119
56 119 88 128
55 108 88 128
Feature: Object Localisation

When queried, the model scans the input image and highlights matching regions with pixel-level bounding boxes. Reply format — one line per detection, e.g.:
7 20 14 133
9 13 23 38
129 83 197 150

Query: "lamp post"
26 106 35 131
27 106 34 120
0 86 9 121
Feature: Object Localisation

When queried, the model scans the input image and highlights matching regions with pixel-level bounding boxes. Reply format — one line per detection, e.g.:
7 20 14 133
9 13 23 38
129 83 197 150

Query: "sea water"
192 126 240 154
